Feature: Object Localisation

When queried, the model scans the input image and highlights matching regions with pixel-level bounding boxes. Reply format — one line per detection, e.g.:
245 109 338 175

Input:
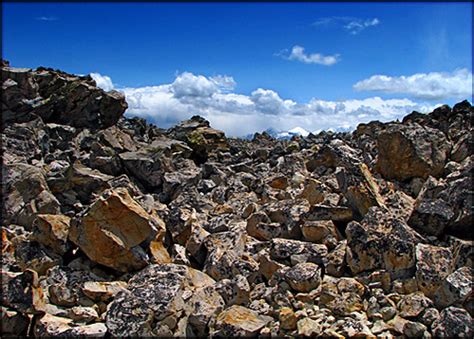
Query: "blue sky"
3 2 473 136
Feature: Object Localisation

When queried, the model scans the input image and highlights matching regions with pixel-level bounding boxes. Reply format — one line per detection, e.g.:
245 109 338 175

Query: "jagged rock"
326 240 347 277
397 292 432 318
106 264 217 337
11 235 62 275
376 123 450 180
212 305 273 337
284 262 322 293
434 266 473 309
31 214 71 255
450 236 474 270
408 197 454 236
2 269 45 313
300 220 339 245
403 321 427 337
118 151 165 189
68 323 108 336
2 63 127 128
3 163 61 229
270 238 328 266
336 163 385 217
431 307 473 337
346 207 425 276
1 306 30 335
246 212 282 240
303 204 353 223
47 162 113 204
66 306 99 323
33 313 73 336
45 266 104 307
319 277 365 317
169 116 229 163
81 281 128 303
415 243 453 298
297 317 322 337
279 307 297 330
306 139 362 171
298 178 325 205
69 188 164 272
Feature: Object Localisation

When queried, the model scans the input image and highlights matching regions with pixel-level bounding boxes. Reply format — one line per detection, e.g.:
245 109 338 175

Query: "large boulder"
346 207 425 277
2 63 127 128
376 123 450 180
3 163 61 229
106 264 222 337
69 188 166 272
168 116 229 163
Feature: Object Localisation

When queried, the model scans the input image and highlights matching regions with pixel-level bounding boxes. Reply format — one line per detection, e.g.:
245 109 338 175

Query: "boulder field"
2 60 473 337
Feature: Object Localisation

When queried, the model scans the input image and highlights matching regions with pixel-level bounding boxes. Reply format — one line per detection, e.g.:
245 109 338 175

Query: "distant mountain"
243 125 354 140
243 126 310 140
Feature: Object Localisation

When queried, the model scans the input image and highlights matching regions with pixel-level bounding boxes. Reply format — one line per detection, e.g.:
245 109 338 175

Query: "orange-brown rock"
32 214 71 255
69 188 165 272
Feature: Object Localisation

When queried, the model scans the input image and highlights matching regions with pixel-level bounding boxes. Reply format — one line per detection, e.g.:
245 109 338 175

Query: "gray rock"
432 307 473 337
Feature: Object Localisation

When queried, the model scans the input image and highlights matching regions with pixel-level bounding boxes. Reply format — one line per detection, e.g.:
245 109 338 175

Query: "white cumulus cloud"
353 69 473 100
90 73 114 92
89 71 447 137
283 45 340 66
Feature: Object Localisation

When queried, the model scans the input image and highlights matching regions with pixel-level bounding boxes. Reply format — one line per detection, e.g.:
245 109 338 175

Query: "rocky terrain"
1 59 473 337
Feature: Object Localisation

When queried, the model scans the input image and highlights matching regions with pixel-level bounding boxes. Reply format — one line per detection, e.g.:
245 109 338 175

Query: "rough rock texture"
69 188 165 272
376 123 450 180
1 61 472 337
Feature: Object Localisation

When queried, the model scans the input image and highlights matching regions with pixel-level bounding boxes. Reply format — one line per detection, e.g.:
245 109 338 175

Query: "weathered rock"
304 204 353 223
298 178 325 205
279 307 297 330
106 264 216 337
415 243 453 298
33 313 73 336
212 305 273 337
297 317 322 337
2 269 45 313
376 123 450 180
2 64 127 128
432 307 473 338
270 238 328 266
69 188 164 272
319 277 365 317
408 197 454 236
434 266 473 309
45 266 104 308
346 207 425 277
31 214 71 255
284 262 322 293
397 292 432 318
300 220 339 244
1 306 30 335
3 163 61 229
81 281 127 303
336 163 385 217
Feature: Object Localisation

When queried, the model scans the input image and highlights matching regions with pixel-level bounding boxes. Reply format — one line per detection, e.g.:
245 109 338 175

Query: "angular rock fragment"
212 305 273 337
376 123 450 180
69 188 164 272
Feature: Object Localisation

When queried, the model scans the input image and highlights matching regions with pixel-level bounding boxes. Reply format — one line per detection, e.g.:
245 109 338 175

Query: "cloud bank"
353 69 473 100
90 71 442 137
